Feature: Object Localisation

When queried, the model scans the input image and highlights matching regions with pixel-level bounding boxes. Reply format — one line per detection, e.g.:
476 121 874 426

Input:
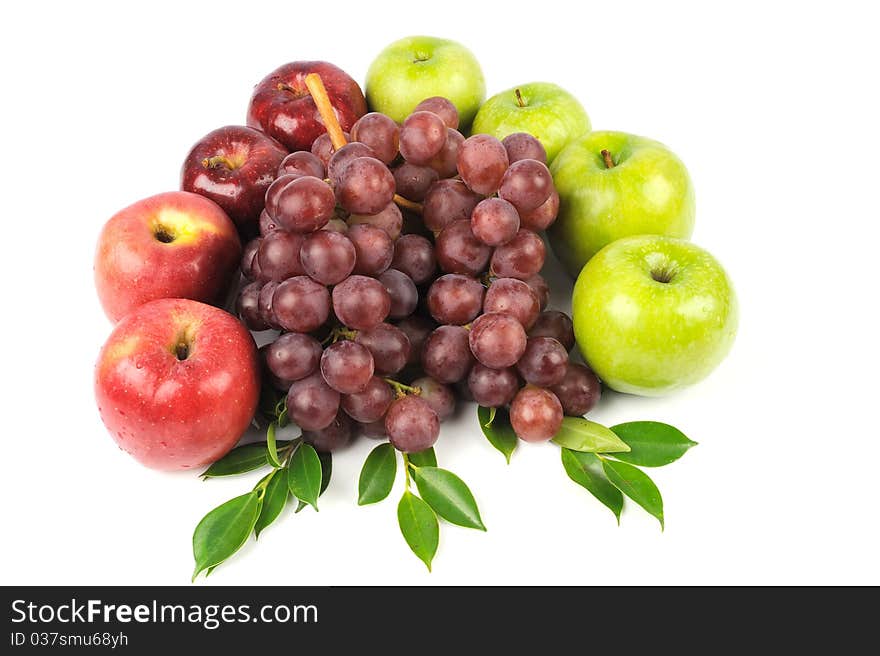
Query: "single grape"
490 229 546 280
351 112 400 164
426 273 485 325
422 179 481 233
241 237 262 279
264 332 322 383
355 322 411 375
335 156 396 215
422 325 474 383
272 276 331 333
321 340 375 394
529 311 574 351
385 395 440 453
519 189 559 231
263 346 294 392
341 376 394 423
524 274 550 310
483 277 540 329
286 371 340 431
457 133 509 195
326 142 378 183
278 151 325 178
237 280 269 330
502 133 547 165
516 337 568 387
471 198 520 247
468 312 527 369
467 363 519 408
392 162 439 202
498 159 554 213
413 97 459 129
258 281 281 328
510 386 563 442
399 111 446 164
551 363 601 416
299 230 356 285
379 269 418 319
358 418 387 439
349 202 403 239
257 230 305 281
303 410 354 452
311 130 351 167
412 377 455 421
435 219 492 276
347 223 393 276
391 234 436 285
259 210 280 236
332 275 391 331
396 316 435 365
427 128 464 178
264 173 302 218
273 176 336 233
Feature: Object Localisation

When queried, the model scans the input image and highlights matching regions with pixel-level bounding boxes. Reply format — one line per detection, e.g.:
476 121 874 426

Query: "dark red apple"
95 298 261 471
247 61 367 152
94 191 241 322
181 125 287 235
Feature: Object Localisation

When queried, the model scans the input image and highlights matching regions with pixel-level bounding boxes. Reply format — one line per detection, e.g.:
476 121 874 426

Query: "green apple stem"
601 149 616 169
515 88 526 107
304 72 423 213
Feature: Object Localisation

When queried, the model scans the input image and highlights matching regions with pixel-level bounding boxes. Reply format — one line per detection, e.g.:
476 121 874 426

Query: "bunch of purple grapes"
236 96 601 454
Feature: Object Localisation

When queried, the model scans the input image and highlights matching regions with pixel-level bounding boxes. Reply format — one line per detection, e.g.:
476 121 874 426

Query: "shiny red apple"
95 191 241 322
181 125 287 235
247 61 367 152
95 298 260 471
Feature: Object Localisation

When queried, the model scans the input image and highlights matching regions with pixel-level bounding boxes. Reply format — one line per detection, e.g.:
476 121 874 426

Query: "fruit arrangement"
93 36 737 577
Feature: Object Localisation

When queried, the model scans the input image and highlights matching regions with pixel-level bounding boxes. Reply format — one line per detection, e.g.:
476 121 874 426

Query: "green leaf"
397 491 439 572
192 491 261 580
296 451 331 513
552 417 631 453
561 449 623 523
609 422 697 467
601 458 664 529
412 467 486 531
288 444 322 511
407 447 437 468
358 443 397 505
266 422 282 468
277 407 289 429
200 443 269 478
254 470 289 539
478 406 517 464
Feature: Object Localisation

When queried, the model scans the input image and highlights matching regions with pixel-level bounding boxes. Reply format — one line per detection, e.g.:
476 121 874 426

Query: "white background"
2 0 878 586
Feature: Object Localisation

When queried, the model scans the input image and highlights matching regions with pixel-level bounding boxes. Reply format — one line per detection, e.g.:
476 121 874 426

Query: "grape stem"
384 378 422 399
402 453 412 489
601 149 616 169
304 73 348 150
304 72 424 214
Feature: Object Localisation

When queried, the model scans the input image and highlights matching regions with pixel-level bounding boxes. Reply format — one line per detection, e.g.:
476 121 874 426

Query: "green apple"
472 82 590 162
365 36 485 128
573 235 737 396
549 131 695 278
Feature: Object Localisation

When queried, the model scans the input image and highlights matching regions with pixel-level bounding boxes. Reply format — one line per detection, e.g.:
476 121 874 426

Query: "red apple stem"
601 149 615 169
515 88 526 107
202 155 235 170
305 72 423 214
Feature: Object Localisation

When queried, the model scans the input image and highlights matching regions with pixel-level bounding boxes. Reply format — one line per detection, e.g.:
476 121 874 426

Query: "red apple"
181 125 287 235
95 298 260 471
247 61 367 152
95 191 241 322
